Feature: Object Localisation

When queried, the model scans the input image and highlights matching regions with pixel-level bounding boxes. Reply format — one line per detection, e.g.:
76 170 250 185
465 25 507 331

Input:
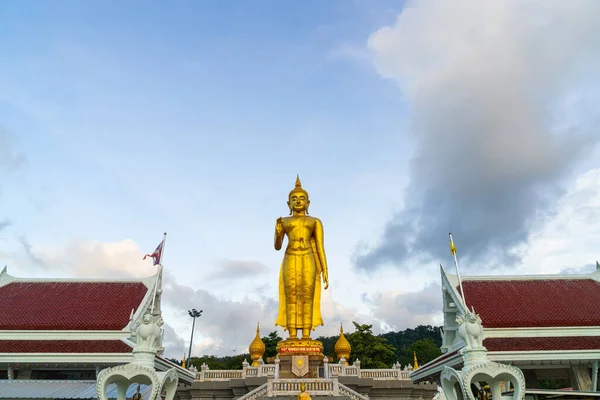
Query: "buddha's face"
288 191 309 213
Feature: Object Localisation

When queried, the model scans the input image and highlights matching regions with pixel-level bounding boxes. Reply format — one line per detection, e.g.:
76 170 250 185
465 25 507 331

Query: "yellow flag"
450 238 457 256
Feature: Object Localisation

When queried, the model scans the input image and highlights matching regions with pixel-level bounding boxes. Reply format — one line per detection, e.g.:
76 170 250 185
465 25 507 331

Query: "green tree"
408 338 441 366
315 334 337 361
347 322 396 369
189 354 250 370
223 354 250 369
262 331 283 359
381 325 442 363
190 355 224 370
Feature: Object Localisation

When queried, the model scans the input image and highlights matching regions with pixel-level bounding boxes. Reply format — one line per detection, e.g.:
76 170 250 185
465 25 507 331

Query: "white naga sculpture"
133 314 164 353
456 308 484 350
441 308 526 400
96 313 178 400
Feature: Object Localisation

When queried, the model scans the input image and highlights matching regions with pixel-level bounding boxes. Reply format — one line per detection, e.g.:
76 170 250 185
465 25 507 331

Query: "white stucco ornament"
133 314 164 356
96 313 178 400
456 308 484 351
441 309 526 400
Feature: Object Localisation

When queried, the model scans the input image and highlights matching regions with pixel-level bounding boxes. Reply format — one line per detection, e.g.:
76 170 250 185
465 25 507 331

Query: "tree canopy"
346 322 396 369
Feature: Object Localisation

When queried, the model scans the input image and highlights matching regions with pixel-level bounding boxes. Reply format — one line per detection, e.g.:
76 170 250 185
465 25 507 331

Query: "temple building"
410 265 600 397
0 267 194 398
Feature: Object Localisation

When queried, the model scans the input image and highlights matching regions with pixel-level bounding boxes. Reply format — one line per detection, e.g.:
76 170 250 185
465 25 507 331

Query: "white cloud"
356 0 600 270
518 168 600 275
207 258 269 281
18 238 152 279
367 283 443 333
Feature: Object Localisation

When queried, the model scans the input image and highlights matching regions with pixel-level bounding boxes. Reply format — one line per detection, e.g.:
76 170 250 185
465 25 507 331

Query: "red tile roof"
0 282 148 330
484 336 600 352
0 340 133 353
460 279 600 328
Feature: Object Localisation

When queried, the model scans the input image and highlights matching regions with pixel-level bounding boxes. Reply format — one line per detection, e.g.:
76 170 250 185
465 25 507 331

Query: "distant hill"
181 324 443 370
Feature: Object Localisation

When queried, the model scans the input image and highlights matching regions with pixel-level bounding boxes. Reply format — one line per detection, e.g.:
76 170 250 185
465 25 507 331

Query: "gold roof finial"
182 353 187 369
249 323 266 366
413 351 419 369
334 323 351 365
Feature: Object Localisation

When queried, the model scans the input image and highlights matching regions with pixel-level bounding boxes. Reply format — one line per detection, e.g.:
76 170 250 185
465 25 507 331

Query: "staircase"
236 378 368 400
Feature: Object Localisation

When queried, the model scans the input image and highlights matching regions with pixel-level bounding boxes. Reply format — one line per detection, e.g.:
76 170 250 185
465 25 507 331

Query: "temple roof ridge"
443 268 600 283
0 266 158 289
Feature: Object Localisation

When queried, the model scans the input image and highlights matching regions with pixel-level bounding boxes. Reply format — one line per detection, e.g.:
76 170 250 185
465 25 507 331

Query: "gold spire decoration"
288 174 309 199
249 323 266 366
334 323 351 365
182 353 187 369
413 351 419 369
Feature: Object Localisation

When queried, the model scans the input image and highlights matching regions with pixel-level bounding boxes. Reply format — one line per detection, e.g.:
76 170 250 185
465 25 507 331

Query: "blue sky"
2 0 600 358
0 0 411 247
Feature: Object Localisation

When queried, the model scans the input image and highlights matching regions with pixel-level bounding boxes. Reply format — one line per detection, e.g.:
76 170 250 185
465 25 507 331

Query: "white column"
592 360 599 392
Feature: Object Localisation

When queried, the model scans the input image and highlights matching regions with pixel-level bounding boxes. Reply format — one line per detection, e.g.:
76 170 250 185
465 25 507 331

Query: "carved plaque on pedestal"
291 355 309 377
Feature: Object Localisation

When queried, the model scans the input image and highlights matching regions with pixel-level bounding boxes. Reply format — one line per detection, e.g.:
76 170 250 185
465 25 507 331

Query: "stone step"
257 397 352 400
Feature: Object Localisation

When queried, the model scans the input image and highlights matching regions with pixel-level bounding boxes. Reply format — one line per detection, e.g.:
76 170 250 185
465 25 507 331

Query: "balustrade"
195 360 412 382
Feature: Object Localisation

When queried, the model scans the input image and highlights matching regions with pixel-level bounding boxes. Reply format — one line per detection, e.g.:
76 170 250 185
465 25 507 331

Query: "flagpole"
151 232 167 314
449 232 468 312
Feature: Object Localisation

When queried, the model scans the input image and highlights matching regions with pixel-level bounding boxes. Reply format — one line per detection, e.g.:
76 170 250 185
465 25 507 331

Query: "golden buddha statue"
275 176 329 340
297 383 312 400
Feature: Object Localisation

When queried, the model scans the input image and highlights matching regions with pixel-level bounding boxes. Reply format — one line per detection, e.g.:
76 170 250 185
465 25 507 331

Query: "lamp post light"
187 309 203 367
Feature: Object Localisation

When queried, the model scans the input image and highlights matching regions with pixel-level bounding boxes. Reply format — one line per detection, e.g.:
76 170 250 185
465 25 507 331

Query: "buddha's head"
288 175 310 215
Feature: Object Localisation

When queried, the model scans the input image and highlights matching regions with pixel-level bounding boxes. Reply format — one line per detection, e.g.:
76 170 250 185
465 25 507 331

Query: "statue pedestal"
277 339 324 379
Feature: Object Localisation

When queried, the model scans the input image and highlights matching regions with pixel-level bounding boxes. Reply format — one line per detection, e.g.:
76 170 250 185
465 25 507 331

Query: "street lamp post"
187 308 203 367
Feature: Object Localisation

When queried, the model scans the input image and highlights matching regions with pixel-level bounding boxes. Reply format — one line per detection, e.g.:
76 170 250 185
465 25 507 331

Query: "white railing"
339 382 370 400
196 358 413 382
271 378 334 396
359 369 410 379
197 361 276 381
202 370 243 380
327 359 412 380
237 382 268 400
